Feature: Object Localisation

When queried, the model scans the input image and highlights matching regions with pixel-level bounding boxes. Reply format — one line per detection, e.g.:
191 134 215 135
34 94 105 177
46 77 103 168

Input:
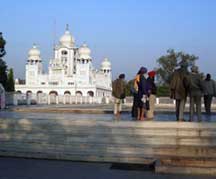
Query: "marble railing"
2 92 216 107
4 92 110 106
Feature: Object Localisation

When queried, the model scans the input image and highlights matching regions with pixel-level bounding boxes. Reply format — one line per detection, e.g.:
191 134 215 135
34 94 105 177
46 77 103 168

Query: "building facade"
15 25 112 98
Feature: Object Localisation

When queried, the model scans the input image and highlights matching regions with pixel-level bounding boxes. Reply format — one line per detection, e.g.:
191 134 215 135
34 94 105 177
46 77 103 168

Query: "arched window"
61 50 68 55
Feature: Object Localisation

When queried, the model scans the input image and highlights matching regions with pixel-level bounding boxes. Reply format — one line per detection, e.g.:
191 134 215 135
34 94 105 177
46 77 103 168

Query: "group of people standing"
170 62 216 122
112 62 216 122
112 67 157 120
131 67 157 120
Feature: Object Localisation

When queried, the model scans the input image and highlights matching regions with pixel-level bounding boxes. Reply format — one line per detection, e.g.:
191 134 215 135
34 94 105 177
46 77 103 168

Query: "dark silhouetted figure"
203 74 216 115
112 74 126 119
137 67 148 120
131 70 141 118
146 71 157 119
170 62 189 121
188 66 203 122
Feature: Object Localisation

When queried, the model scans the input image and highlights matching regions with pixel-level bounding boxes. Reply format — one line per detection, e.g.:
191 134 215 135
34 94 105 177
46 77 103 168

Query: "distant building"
15 25 112 98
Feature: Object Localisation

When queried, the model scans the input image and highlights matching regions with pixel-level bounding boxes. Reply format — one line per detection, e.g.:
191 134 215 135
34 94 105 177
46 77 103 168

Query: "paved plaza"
1 104 216 122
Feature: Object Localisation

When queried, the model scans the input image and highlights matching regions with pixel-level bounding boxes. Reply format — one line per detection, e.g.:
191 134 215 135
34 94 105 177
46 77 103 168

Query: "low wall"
5 92 216 109
5 92 109 106
0 118 216 175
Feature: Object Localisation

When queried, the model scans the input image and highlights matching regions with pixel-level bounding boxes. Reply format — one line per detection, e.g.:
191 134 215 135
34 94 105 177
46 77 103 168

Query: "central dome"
60 25 75 47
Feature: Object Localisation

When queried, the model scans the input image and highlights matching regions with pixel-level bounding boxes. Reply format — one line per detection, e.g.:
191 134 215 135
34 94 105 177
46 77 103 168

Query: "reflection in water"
0 111 215 122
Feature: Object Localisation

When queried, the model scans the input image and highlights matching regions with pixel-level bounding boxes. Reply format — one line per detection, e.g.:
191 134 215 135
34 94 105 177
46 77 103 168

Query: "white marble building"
15 25 112 99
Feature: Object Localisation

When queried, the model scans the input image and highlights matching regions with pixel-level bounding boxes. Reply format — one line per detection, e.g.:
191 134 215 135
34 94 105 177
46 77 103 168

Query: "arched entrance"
87 91 94 97
64 91 71 104
49 91 58 104
26 90 32 96
75 91 83 104
37 91 43 104
75 91 83 96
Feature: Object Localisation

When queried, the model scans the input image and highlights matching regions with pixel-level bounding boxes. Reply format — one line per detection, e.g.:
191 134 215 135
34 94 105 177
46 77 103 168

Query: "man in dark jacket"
203 74 215 115
170 61 189 121
188 66 203 122
112 74 126 118
137 67 148 120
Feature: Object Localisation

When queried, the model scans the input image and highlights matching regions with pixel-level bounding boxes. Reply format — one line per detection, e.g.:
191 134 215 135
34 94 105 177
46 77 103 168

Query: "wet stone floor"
0 106 216 122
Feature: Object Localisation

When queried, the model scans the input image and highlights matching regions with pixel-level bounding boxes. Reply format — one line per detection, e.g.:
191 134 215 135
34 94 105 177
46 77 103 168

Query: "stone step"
0 150 156 165
1 141 216 159
155 160 216 175
160 158 216 168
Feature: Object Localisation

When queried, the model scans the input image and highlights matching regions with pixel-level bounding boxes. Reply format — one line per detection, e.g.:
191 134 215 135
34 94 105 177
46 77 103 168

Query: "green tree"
156 49 198 85
125 79 134 96
7 68 15 92
156 85 170 97
0 32 7 89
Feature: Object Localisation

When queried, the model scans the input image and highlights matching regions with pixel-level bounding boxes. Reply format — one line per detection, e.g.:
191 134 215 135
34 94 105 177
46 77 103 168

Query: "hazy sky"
1 0 216 80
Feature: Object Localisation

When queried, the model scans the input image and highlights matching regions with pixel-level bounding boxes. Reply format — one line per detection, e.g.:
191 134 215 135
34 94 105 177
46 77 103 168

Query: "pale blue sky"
1 0 216 80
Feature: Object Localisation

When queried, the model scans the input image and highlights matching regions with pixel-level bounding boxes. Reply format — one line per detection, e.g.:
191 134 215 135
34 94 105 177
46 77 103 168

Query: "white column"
63 95 66 104
56 96 59 104
75 96 77 104
156 98 159 105
69 96 72 104
13 93 18 106
27 95 31 105
48 95 50 105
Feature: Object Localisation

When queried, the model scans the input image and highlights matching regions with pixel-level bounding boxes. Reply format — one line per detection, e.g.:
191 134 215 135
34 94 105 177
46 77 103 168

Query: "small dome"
28 44 41 61
101 58 111 69
78 43 91 60
28 44 40 57
59 25 75 47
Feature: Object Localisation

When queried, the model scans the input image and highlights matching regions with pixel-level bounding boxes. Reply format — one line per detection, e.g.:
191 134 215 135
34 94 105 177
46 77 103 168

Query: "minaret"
26 44 43 85
76 43 92 84
100 58 112 88
78 43 92 64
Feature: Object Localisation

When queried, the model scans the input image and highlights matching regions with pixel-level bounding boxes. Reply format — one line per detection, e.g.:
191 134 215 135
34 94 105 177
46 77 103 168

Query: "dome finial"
82 41 87 47
33 43 37 48
60 24 75 47
66 24 69 31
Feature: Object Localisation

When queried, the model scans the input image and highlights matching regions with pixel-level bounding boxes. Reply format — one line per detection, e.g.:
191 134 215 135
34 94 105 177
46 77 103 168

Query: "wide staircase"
0 118 216 175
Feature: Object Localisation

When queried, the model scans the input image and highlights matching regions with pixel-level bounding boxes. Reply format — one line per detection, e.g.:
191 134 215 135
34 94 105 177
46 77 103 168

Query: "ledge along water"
1 105 216 176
